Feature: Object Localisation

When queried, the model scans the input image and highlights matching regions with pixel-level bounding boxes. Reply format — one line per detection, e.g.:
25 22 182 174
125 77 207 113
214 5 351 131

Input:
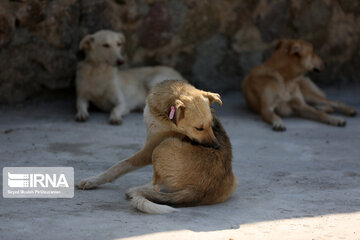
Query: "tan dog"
77 80 238 214
242 39 357 131
76 30 185 124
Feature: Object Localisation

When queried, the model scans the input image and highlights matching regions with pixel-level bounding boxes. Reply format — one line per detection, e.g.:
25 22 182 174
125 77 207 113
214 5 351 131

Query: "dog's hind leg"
77 145 153 189
291 99 346 127
303 93 356 117
77 132 177 190
299 77 356 116
315 104 334 113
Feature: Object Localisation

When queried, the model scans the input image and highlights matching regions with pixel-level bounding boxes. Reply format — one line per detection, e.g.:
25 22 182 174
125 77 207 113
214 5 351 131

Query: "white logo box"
3 167 74 198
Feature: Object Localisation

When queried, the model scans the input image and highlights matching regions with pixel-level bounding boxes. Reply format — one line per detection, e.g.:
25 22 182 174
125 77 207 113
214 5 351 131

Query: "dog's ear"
275 39 293 54
79 35 94 51
167 99 185 125
203 92 222 107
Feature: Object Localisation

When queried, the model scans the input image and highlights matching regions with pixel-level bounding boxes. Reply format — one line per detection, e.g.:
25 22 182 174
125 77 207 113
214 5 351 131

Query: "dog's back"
126 66 185 86
156 110 236 203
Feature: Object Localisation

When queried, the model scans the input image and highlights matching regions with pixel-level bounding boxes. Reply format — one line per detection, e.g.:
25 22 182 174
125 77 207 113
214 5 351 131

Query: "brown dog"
77 80 238 213
242 39 357 131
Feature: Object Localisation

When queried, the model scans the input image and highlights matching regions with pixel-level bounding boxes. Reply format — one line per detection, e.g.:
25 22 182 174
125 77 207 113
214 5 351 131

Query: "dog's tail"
126 185 195 214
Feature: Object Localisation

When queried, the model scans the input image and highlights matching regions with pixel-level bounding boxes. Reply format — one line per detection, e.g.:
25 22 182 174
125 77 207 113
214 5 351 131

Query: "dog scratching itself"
242 39 357 131
75 30 186 125
77 80 238 214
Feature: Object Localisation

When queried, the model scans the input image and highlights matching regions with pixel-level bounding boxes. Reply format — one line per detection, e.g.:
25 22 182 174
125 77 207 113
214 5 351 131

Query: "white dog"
75 30 186 124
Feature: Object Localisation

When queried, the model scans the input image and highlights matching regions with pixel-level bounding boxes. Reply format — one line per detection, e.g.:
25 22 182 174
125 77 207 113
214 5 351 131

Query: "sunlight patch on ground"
117 212 360 240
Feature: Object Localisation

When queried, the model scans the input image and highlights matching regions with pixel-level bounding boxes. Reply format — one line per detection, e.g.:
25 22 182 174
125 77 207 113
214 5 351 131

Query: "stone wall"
0 0 359 103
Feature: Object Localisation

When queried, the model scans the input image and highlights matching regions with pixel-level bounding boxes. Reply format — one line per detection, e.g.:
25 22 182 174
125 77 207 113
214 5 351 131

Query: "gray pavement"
0 88 360 240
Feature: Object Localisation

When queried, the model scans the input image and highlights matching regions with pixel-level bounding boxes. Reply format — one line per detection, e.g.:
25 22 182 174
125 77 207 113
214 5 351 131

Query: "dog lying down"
242 39 357 131
75 30 186 125
77 80 238 214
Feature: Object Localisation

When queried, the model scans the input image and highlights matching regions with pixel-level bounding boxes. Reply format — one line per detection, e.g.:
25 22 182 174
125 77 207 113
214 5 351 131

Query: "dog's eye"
117 42 122 47
103 44 110 48
195 127 204 131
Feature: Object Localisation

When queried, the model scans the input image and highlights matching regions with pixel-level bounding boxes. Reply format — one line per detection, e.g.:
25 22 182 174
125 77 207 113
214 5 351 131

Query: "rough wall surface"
0 0 359 103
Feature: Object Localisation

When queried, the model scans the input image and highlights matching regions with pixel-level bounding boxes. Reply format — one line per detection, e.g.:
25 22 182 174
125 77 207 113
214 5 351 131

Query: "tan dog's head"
79 30 126 66
150 81 223 149
275 39 324 72
172 91 222 149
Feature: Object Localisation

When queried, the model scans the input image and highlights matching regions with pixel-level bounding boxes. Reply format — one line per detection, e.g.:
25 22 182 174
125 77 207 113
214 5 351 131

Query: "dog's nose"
212 141 220 149
116 59 124 66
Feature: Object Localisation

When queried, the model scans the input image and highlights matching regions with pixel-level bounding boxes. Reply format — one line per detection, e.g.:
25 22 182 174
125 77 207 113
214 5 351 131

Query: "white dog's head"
79 30 126 66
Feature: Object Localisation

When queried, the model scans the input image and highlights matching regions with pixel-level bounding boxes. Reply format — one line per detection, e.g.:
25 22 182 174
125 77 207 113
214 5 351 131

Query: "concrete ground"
1 88 360 240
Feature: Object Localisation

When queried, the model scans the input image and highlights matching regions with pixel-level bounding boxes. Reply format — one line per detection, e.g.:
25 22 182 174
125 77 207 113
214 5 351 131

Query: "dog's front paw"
76 177 99 190
348 108 357 117
76 112 89 122
272 121 286 132
125 188 135 200
327 116 346 127
109 116 123 125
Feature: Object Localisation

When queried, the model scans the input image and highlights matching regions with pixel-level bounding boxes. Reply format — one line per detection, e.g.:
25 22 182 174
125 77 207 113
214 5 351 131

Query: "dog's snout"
203 140 220 149
313 55 324 72
314 63 324 72
212 141 220 149
116 59 124 66
190 138 220 149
